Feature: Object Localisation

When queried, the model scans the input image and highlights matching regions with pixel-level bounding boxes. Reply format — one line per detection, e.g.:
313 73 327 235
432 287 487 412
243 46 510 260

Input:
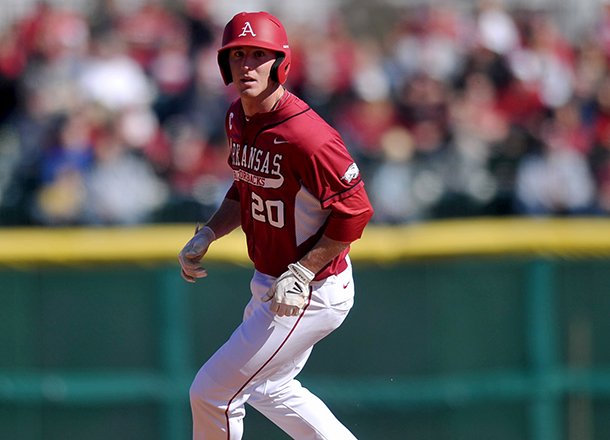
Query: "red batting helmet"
217 11 291 85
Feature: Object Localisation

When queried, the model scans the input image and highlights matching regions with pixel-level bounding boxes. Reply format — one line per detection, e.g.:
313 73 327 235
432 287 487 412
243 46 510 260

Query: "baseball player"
178 11 373 440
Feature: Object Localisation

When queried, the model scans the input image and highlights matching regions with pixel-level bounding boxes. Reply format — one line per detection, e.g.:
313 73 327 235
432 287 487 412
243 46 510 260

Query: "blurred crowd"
2 0 610 226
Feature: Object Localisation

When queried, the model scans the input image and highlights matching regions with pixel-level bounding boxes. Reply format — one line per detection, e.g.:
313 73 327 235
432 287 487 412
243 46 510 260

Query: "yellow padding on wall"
358 217 610 260
1 217 610 265
0 225 247 265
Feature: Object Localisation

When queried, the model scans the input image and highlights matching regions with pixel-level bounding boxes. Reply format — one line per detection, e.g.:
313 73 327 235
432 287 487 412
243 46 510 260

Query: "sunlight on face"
229 46 277 97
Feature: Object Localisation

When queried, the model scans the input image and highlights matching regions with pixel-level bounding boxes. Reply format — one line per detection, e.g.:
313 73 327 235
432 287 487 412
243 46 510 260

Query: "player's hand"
178 224 216 283
263 262 315 317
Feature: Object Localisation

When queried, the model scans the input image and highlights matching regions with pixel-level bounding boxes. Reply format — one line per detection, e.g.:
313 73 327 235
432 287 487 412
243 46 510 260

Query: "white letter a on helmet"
239 22 256 37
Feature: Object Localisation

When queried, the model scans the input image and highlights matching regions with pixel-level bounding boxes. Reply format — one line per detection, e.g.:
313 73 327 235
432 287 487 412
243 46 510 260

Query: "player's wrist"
288 261 315 284
197 224 217 242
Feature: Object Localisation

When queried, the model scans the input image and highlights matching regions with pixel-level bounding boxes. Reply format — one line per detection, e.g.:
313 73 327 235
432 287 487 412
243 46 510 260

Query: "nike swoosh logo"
343 282 350 289
273 137 289 144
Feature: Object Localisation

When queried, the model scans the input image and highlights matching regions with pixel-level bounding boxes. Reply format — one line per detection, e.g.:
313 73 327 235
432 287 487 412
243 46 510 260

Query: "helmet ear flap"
218 51 232 85
271 54 290 84
270 54 284 83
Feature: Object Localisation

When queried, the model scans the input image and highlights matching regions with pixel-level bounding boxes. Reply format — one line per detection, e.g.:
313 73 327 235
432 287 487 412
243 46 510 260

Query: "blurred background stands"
1 0 610 225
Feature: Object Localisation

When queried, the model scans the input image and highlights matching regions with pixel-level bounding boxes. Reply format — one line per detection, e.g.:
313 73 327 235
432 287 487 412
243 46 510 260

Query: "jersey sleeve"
225 181 239 201
298 131 373 243
324 186 374 242
224 100 242 202
302 133 365 209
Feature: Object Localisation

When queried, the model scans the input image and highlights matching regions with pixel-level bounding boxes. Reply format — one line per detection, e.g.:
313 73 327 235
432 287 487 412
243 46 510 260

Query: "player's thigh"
198 299 310 388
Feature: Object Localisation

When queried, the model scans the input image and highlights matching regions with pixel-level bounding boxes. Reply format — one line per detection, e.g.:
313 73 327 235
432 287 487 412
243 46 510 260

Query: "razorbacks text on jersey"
224 91 373 279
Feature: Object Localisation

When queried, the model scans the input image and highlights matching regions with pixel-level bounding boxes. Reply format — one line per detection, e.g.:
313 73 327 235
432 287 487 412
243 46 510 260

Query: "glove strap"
288 262 315 284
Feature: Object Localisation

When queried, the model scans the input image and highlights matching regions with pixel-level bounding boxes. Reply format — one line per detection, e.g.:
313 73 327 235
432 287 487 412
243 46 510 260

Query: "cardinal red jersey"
224 91 371 279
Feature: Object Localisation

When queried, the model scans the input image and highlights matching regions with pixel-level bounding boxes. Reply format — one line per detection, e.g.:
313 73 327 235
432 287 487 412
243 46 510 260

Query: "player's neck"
241 85 285 119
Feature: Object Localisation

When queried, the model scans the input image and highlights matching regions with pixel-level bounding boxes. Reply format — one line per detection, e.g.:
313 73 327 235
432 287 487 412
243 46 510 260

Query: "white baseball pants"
190 260 358 440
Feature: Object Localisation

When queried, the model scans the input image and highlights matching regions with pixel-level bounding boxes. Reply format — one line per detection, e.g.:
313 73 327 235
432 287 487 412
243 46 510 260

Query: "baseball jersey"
224 91 372 279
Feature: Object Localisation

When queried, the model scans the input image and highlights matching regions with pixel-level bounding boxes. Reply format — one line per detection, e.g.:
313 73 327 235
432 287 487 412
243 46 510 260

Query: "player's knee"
190 376 214 409
189 370 229 414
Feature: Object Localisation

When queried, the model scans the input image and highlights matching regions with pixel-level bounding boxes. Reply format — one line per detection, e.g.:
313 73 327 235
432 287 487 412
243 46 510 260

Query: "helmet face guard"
217 11 291 85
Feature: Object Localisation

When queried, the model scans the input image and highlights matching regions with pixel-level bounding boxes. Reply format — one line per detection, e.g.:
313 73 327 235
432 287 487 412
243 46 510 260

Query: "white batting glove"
263 262 315 317
178 224 216 283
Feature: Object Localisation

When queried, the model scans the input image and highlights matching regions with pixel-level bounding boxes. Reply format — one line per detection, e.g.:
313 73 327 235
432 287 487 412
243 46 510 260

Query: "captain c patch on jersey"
341 163 360 184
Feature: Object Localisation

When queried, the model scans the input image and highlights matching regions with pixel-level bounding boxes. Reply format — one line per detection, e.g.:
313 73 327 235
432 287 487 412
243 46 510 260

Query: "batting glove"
178 224 216 283
264 262 315 317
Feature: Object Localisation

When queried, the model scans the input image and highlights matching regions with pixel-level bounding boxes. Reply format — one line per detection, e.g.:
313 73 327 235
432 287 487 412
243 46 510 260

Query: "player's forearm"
298 235 350 275
204 197 241 240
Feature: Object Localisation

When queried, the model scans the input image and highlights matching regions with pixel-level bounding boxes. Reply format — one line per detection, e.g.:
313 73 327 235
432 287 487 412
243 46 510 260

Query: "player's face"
228 46 277 98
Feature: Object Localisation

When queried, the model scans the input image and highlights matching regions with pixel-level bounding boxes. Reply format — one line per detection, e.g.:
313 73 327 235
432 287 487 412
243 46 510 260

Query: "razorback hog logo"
341 163 360 183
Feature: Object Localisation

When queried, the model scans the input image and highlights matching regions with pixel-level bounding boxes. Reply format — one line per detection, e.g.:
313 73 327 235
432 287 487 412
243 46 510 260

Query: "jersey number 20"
252 193 285 228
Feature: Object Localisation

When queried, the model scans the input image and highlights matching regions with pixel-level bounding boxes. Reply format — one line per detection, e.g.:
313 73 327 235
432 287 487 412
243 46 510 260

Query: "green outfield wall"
1 218 610 440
